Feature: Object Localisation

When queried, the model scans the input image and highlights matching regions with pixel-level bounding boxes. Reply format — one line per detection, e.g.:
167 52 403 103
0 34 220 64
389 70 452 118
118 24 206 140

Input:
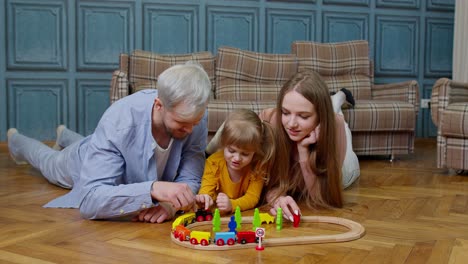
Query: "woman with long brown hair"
206 70 359 221
260 70 349 222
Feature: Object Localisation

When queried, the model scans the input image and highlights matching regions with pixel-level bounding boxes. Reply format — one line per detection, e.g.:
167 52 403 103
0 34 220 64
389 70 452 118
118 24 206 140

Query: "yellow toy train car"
172 212 196 230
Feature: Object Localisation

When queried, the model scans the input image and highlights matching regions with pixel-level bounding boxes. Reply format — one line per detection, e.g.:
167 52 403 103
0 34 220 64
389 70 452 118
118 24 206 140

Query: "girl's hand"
216 193 232 213
269 195 301 222
195 194 213 210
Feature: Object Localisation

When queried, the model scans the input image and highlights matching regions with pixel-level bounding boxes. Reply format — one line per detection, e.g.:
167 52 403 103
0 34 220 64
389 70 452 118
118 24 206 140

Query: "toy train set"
175 226 257 246
171 208 366 251
172 209 259 246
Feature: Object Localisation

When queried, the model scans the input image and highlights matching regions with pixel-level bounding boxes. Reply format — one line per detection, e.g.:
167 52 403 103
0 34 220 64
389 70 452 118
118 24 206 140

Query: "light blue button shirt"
45 90 207 219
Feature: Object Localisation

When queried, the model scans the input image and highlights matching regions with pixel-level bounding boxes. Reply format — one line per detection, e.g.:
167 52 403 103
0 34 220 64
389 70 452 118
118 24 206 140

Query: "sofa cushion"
292 40 372 100
441 103 468 138
207 100 277 133
215 47 297 100
128 50 216 94
352 132 415 155
343 100 416 132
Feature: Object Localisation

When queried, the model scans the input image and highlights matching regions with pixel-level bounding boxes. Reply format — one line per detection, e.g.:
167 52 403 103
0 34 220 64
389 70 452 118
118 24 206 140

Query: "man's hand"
132 205 169 223
195 194 214 210
216 192 232 213
151 182 195 211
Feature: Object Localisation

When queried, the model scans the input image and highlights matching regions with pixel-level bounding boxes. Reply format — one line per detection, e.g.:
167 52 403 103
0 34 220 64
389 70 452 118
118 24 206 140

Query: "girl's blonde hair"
220 109 276 177
267 70 343 209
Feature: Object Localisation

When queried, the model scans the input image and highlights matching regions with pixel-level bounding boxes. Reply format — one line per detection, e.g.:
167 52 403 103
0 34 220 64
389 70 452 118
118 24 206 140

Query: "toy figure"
228 216 237 233
276 208 283 231
235 206 242 229
212 208 221 232
293 212 300 228
252 208 261 231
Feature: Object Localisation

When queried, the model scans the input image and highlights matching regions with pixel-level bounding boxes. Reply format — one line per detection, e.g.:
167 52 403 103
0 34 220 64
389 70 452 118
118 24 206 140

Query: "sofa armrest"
431 78 468 126
110 70 129 104
372 80 420 115
119 53 129 73
109 53 130 104
447 80 468 104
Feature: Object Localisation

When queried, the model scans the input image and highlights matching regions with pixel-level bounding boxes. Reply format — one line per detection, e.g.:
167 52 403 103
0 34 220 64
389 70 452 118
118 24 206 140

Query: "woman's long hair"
266 70 343 209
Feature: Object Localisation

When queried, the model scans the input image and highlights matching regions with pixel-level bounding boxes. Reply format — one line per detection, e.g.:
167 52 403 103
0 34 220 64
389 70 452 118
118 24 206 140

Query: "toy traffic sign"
255 227 265 251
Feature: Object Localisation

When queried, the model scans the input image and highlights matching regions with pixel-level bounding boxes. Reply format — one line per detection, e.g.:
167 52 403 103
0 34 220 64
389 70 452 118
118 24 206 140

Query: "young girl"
260 70 353 221
196 109 275 214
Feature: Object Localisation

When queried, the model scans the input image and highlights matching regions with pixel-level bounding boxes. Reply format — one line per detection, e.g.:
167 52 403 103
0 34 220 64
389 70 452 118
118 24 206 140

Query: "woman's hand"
297 124 320 162
299 124 320 148
269 195 301 222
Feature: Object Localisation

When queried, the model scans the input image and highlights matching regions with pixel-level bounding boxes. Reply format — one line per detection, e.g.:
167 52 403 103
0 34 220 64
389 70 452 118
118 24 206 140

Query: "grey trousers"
8 128 84 189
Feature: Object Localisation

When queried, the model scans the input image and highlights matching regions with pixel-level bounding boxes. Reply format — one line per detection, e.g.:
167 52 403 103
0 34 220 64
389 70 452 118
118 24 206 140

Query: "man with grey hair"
7 62 211 223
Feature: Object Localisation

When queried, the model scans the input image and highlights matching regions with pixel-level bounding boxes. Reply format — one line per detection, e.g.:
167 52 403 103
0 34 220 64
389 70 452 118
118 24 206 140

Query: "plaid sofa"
292 41 419 156
431 78 468 171
110 49 216 102
110 40 419 156
207 47 297 132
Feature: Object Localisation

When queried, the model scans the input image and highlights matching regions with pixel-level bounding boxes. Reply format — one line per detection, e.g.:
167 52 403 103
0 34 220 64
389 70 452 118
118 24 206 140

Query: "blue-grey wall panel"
7 79 67 140
425 18 453 77
323 0 369 6
266 8 315 53
323 12 368 43
0 0 456 140
207 6 259 53
427 0 454 11
376 0 420 9
268 0 316 3
143 4 198 53
77 80 110 136
7 0 67 70
376 15 419 77
1 1 6 140
77 1 134 71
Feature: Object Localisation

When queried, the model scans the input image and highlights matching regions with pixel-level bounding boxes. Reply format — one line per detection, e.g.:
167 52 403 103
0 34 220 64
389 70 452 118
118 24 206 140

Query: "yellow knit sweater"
198 151 264 212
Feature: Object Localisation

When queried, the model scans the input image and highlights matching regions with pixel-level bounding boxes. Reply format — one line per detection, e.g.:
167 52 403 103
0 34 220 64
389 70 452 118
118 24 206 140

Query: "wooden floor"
1 139 468 264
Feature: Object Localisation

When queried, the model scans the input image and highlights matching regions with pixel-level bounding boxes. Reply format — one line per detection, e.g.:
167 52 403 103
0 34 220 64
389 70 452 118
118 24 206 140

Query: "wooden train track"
171 215 366 250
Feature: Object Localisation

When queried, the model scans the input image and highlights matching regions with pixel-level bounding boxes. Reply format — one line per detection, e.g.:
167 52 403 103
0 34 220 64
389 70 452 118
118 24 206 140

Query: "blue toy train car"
214 232 236 246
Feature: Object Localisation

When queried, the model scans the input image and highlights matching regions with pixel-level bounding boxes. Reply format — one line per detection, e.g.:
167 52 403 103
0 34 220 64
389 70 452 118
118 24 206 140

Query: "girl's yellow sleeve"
197 152 222 199
229 174 264 213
